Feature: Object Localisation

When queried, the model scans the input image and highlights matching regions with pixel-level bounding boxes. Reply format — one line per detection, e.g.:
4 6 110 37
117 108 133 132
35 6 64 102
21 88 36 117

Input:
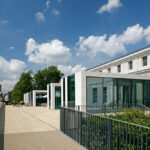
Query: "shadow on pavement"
0 104 5 150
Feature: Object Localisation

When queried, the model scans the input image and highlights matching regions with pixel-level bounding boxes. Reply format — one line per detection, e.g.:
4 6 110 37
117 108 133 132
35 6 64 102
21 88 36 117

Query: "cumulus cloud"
0 56 26 93
52 9 60 16
144 26 150 43
25 38 71 65
8 47 15 50
58 65 86 75
35 12 45 22
97 0 122 14
46 0 51 8
1 19 9 24
76 24 150 57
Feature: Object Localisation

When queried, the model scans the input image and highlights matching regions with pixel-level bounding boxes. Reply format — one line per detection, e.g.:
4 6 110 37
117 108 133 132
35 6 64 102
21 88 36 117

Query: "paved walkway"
0 106 85 150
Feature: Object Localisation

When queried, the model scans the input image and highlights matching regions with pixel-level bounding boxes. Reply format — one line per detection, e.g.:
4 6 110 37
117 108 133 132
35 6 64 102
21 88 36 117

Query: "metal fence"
0 102 3 110
75 103 150 114
60 107 150 150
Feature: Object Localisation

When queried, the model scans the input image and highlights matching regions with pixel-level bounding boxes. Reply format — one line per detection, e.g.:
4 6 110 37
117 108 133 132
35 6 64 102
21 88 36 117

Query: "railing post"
79 111 82 145
108 119 112 150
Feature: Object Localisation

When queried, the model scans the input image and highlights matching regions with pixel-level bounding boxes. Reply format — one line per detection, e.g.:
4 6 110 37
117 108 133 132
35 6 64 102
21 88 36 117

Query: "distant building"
24 90 47 107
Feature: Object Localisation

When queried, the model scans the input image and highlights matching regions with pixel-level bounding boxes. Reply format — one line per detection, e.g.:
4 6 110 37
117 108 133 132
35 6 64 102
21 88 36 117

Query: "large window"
68 75 75 107
86 77 150 108
136 82 143 105
93 88 97 103
143 56 147 66
86 77 103 105
128 61 133 70
86 77 113 106
55 86 61 108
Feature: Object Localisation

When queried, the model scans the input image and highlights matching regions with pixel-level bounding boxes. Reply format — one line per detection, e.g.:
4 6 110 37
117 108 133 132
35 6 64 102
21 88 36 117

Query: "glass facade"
68 75 75 107
55 86 61 108
86 77 150 107
36 92 47 106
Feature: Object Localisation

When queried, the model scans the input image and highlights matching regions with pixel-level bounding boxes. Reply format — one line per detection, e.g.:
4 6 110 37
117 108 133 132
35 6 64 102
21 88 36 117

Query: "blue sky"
1 0 150 92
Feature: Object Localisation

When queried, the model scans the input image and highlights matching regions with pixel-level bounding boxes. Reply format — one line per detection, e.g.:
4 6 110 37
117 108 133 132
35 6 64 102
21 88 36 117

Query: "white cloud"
8 47 15 50
46 0 51 8
144 26 150 43
52 9 60 16
118 24 144 44
76 24 150 57
97 0 122 14
58 65 86 75
25 38 71 65
0 80 17 93
1 19 9 24
35 12 45 22
0 56 26 93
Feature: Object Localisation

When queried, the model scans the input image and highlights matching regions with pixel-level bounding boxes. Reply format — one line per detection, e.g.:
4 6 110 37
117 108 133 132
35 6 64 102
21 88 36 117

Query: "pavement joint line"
16 107 59 131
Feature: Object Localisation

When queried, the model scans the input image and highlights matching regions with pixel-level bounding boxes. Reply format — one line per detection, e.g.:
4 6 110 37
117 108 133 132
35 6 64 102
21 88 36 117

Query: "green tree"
33 66 63 90
10 71 33 104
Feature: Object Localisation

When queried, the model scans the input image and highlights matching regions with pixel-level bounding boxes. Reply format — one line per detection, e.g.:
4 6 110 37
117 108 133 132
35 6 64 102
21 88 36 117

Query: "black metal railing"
75 103 149 114
68 101 75 107
0 102 3 110
60 107 150 150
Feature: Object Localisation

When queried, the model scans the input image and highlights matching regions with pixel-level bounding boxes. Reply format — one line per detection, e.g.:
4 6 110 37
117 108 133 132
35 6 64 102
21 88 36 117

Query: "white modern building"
88 46 150 75
61 70 150 112
24 90 47 107
47 83 61 109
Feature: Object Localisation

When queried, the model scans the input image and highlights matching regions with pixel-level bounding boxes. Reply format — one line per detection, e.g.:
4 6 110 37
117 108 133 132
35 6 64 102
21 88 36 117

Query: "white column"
47 84 50 109
61 79 64 107
65 77 68 107
51 84 55 109
33 91 36 107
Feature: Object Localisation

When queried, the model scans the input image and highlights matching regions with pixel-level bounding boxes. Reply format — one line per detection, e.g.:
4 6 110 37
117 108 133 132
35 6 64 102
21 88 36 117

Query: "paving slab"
0 106 85 150
4 131 84 150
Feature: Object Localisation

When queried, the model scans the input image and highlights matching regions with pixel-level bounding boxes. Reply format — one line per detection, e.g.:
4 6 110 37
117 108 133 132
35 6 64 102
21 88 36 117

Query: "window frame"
142 56 147 66
117 65 121 73
128 61 133 70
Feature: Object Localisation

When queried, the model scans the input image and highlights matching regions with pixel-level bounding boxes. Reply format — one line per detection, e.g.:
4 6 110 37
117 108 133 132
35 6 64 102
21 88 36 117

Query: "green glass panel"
86 77 103 105
144 80 150 106
136 81 143 105
103 87 107 104
93 88 97 103
55 86 61 108
68 75 75 102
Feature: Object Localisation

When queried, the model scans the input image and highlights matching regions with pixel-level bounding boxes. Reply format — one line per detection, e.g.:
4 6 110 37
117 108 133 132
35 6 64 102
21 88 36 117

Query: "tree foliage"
10 66 63 104
33 66 63 90
10 71 33 104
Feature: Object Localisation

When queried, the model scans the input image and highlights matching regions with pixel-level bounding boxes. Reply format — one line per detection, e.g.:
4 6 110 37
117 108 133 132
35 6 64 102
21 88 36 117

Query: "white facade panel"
88 46 150 75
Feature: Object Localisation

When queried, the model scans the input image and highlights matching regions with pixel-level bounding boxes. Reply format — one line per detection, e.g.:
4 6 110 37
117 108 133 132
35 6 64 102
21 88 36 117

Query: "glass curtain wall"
68 75 75 107
86 77 150 108
55 86 61 109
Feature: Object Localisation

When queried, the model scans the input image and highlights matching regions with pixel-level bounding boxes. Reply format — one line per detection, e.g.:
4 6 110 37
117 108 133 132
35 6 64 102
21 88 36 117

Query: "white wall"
47 84 50 109
89 47 150 75
65 77 68 107
60 79 64 107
